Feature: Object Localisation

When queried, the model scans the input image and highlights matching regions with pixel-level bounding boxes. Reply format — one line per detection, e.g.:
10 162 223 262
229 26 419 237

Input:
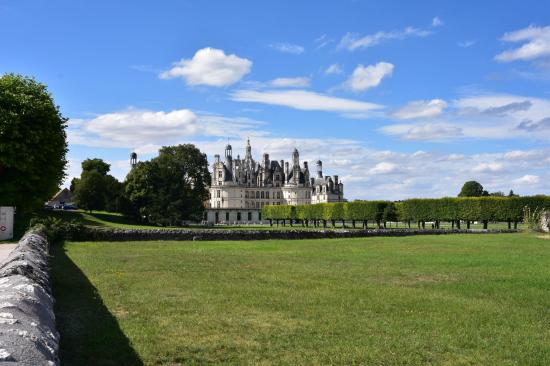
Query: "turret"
130 152 137 169
225 144 233 172
263 153 270 169
292 148 299 167
333 175 338 187
316 160 323 178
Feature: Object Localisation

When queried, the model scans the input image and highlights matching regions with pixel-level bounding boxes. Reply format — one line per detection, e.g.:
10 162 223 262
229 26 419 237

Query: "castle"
205 139 345 224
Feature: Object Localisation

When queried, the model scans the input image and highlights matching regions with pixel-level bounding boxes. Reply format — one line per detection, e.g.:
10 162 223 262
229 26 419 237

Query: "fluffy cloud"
432 17 444 27
512 174 540 185
383 93 550 141
325 63 343 75
343 62 394 92
368 162 398 175
159 47 252 87
270 77 311 88
471 162 505 173
230 89 384 114
269 42 305 54
495 25 550 62
392 99 447 119
68 108 265 153
380 122 463 141
338 26 431 51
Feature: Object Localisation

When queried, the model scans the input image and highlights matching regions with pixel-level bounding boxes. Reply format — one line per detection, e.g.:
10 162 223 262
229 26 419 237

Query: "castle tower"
245 138 252 160
130 152 137 169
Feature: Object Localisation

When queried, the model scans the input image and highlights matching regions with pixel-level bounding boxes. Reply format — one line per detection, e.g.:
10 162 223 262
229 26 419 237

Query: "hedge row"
263 196 550 223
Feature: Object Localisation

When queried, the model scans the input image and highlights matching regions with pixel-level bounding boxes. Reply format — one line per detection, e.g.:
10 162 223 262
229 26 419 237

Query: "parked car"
62 204 77 210
43 204 54 210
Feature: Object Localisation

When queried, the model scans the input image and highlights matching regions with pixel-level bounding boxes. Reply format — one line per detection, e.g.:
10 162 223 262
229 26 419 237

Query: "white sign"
0 207 14 241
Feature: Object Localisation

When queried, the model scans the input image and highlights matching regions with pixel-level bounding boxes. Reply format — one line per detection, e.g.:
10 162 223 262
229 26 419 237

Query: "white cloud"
269 42 305 54
471 162 505 173
393 99 447 119
343 62 394 92
432 17 444 27
383 93 550 141
338 26 432 51
159 47 252 87
68 108 265 153
325 63 343 75
458 40 476 48
495 25 550 62
368 162 398 175
230 89 384 114
512 174 540 185
269 77 311 88
380 122 463 141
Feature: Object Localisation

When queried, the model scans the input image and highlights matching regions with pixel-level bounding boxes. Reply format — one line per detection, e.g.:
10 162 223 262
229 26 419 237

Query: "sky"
1 0 549 200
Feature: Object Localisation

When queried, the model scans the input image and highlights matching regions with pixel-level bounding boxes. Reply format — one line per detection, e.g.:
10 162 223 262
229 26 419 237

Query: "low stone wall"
77 227 519 242
0 228 59 365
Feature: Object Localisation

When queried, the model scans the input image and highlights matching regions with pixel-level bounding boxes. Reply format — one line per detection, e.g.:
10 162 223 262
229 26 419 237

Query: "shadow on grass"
51 242 143 366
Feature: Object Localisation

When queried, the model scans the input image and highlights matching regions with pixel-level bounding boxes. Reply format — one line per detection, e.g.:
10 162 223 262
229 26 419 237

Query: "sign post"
0 207 14 241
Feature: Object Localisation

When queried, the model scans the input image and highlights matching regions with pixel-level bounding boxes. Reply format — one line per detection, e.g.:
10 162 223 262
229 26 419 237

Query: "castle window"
261 191 264 199
256 191 260 199
237 212 241 221
217 201 220 208
266 191 269 199
245 191 249 198
226 212 230 221
216 190 220 198
248 212 252 221
218 171 222 178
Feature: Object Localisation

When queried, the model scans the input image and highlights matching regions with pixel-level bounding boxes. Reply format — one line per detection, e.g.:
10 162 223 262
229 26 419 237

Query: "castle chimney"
316 160 323 178
333 175 338 186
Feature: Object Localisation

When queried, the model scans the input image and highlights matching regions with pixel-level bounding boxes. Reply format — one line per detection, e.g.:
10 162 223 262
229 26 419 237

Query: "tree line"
262 196 550 229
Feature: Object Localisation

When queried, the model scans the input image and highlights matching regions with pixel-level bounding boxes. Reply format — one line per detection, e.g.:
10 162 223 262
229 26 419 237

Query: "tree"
508 190 519 197
125 144 211 225
382 203 398 228
74 170 107 212
73 158 126 212
458 181 484 197
81 158 110 175
0 74 67 212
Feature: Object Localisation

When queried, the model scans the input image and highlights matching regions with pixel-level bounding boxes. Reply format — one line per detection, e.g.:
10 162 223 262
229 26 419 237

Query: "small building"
46 188 74 207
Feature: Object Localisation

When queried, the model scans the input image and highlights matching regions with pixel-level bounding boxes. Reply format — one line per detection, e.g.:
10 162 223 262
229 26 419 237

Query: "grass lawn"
52 233 550 365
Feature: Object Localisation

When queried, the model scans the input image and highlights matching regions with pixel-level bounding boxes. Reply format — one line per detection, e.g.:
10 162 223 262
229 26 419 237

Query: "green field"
52 233 550 365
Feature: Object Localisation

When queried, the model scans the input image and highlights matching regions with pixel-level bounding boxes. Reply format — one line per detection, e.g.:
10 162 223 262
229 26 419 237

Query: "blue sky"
2 0 549 199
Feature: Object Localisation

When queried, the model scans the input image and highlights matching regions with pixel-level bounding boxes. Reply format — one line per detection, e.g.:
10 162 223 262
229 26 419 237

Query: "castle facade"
205 139 344 224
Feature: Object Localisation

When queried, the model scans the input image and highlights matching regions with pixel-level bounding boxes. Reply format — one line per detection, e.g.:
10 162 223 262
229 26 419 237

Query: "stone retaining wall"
78 227 519 242
0 228 59 365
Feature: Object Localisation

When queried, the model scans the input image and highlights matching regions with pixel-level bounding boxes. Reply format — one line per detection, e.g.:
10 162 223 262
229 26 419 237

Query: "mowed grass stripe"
52 234 550 365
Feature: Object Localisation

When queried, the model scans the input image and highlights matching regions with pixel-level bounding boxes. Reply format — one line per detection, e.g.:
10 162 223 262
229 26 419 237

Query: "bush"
29 216 85 242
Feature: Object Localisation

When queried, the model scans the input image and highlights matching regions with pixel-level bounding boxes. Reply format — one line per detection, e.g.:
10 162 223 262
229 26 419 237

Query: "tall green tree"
73 158 126 212
74 170 107 212
0 74 67 212
458 181 484 197
125 144 211 225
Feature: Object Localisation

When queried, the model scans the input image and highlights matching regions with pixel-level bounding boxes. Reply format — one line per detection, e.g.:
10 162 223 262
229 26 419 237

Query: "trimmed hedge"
262 196 550 224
